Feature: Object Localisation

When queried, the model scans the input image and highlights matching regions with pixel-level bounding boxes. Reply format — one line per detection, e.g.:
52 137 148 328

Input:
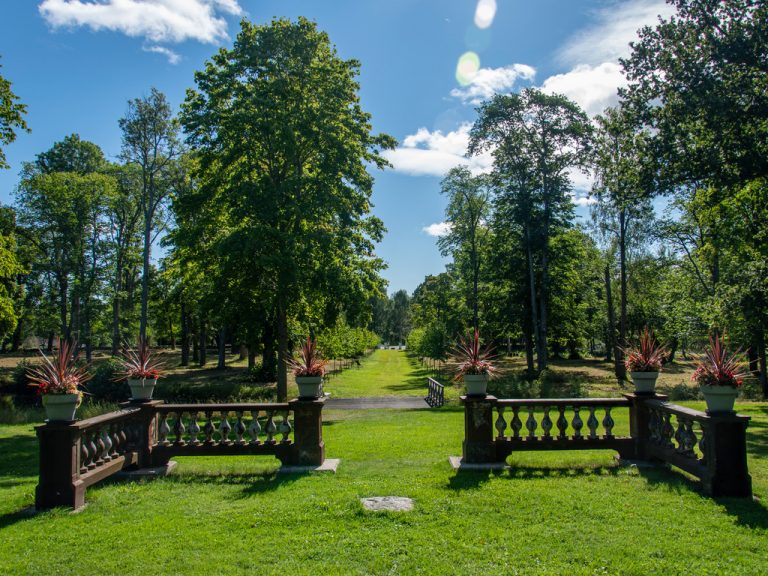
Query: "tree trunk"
248 348 256 369
756 329 767 399
180 303 190 366
605 264 617 367
239 344 247 362
668 336 679 364
262 320 277 380
617 210 628 381
10 318 22 352
198 318 207 367
217 325 226 369
139 215 151 341
525 226 539 374
524 323 535 374
276 304 288 401
46 331 54 352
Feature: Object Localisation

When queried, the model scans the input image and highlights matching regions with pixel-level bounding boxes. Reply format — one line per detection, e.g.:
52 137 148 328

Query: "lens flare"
474 0 497 29
456 51 480 86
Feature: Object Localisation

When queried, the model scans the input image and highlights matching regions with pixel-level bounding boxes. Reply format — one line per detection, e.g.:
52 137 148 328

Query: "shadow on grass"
0 434 38 478
447 464 623 491
163 468 302 497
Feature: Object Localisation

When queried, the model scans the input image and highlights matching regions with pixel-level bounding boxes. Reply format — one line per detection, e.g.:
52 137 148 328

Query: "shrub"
85 358 129 402
12 359 38 403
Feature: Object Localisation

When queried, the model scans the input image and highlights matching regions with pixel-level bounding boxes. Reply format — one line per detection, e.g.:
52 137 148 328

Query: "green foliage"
85 358 129 402
0 59 28 170
316 319 379 359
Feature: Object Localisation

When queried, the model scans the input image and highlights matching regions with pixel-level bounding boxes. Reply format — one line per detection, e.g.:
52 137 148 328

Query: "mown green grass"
1 403 767 575
324 349 461 401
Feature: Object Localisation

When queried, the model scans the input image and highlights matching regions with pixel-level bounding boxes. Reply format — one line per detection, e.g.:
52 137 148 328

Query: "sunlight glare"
474 0 497 29
455 51 480 86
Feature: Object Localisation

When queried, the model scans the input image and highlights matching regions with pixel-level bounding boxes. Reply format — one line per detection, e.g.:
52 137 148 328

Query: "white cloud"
143 44 180 64
541 62 625 117
558 0 675 67
451 64 536 105
423 222 453 237
39 0 242 44
383 123 493 177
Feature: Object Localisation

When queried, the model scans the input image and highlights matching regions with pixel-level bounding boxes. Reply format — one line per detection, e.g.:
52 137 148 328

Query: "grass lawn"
1 350 767 574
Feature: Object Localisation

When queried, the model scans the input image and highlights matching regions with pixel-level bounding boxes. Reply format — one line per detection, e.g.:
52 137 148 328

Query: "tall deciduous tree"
119 88 181 341
437 166 491 332
470 88 592 372
591 107 655 380
0 59 28 170
180 18 394 400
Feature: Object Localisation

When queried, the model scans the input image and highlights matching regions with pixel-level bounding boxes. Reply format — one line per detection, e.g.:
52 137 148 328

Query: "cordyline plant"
118 337 164 380
452 329 497 381
27 339 91 396
693 334 747 388
623 328 668 372
287 337 328 377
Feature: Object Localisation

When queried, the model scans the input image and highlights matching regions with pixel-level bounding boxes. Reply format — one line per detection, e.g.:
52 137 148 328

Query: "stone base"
448 456 509 471
613 455 661 469
278 458 340 474
361 496 413 512
117 460 178 479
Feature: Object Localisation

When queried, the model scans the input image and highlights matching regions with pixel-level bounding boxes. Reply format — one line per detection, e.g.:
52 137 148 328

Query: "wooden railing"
36 397 326 511
425 377 445 408
461 393 752 498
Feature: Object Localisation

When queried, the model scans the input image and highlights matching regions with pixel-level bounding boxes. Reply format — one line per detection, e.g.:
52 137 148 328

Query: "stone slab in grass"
448 456 509 471
116 460 178 478
361 496 414 512
278 458 340 474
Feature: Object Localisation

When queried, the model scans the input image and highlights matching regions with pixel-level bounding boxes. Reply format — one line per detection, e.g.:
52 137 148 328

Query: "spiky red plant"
624 327 668 372
452 329 497 381
118 337 164 380
693 334 747 388
27 339 91 396
287 337 328 377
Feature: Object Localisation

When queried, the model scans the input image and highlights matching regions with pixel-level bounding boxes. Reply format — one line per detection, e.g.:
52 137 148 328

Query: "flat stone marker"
278 458 340 474
361 496 414 512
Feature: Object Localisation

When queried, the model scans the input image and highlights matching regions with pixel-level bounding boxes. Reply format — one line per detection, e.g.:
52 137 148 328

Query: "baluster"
495 407 507 439
572 407 583 439
94 430 106 466
602 407 615 438
662 413 675 448
587 407 598 439
511 407 522 439
80 436 90 474
541 407 553 438
557 406 568 439
525 406 537 439
265 411 277 444
698 425 707 464
188 412 201 445
674 416 685 452
219 412 232 444
88 431 99 469
101 426 113 462
110 423 120 457
280 411 292 443
235 411 246 445
174 412 186 445
119 424 128 450
203 411 215 444
249 411 262 444
158 413 171 446
681 419 697 456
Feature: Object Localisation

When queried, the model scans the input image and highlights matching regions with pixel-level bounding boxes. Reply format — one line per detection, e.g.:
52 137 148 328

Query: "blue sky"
0 0 674 294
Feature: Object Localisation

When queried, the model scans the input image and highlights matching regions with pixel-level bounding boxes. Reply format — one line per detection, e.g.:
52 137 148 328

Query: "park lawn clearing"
1 403 767 575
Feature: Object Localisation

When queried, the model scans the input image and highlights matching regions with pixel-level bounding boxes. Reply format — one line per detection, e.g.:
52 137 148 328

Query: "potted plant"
624 328 667 394
692 334 746 414
118 337 163 401
288 337 328 399
453 329 496 396
27 339 91 422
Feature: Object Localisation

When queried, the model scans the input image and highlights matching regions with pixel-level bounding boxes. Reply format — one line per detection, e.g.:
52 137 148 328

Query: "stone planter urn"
42 393 81 422
701 385 738 414
463 374 489 397
128 378 157 401
630 371 659 394
296 376 323 399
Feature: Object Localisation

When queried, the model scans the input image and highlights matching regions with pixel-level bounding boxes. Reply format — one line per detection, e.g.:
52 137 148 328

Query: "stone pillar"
125 399 163 468
35 422 84 510
707 413 752 497
288 397 326 466
624 392 667 460
461 394 498 464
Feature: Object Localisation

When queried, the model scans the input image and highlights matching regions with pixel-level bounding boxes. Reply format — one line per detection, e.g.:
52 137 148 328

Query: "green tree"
437 166 491 332
469 88 592 372
119 88 181 342
180 18 395 400
0 59 28 170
